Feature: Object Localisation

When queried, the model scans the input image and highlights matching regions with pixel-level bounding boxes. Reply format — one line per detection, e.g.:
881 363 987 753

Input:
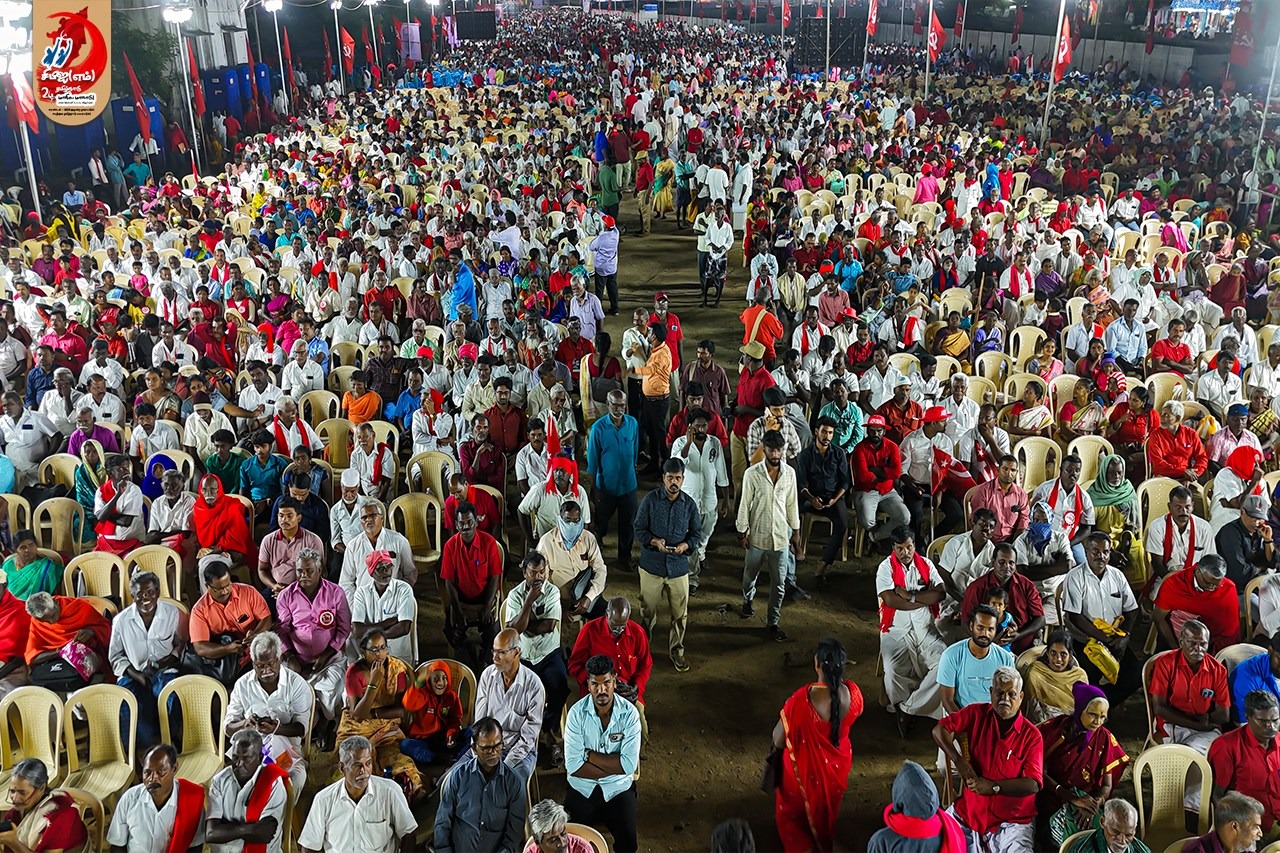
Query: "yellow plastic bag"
1083 639 1120 686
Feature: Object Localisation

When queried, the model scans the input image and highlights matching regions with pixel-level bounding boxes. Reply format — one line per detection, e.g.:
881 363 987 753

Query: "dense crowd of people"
1 3 1279 852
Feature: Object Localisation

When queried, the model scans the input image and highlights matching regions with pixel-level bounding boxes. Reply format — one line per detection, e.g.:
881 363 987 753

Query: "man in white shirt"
281 340 325 399
324 298 364 345
939 375 980 440
223 632 312 793
1214 308 1258 371
206 728 288 853
107 744 207 852
736 430 800 639
149 323 198 369
298 735 418 853
1062 531 1141 703
0 392 57 489
672 407 730 597
329 468 373 580
1144 485 1215 587
1196 354 1245 419
475 627 545 781
338 500 416 603
877 528 947 734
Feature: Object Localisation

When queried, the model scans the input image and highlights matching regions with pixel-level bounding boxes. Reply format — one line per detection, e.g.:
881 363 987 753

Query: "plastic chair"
1141 651 1169 750
388 493 443 578
299 389 340 426
975 352 1016 389
1133 744 1212 848
887 353 919 377
1145 372 1190 410
317 418 355 469
62 685 136 808
1218 642 1266 682
0 686 64 789
425 659 478 725
964 375 998 406
328 365 359 395
157 675 228 787
801 512 850 562
934 355 962 382
359 419 401 459
124 545 183 602
146 449 197 490
1066 435 1114 483
59 787 105 851
404 450 455 499
1260 841 1280 853
1003 373 1042 408
567 823 611 853
1066 296 1089 327
1014 437 1059 491
63 552 126 600
0 492 31 534
1060 830 1094 853
38 453 80 489
1162 839 1197 853
1009 326 1047 370
32 497 86 558
329 340 364 369
1138 477 1181 534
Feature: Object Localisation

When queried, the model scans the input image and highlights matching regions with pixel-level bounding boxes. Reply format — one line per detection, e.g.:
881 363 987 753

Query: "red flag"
340 27 356 75
1145 0 1155 53
546 411 561 458
913 0 923 34
1230 0 1254 66
767 1 775 23
244 38 259 106
838 0 845 18
362 23 374 64
188 41 205 117
931 446 976 501
283 27 295 90
749 0 756 19
1054 14 1072 81
123 52 149 144
8 72 37 135
324 31 333 81
1011 4 1023 43
1071 3 1084 48
1088 0 1098 23
815 2 823 18
866 0 878 35
782 0 791 27
927 10 946 60
953 0 964 37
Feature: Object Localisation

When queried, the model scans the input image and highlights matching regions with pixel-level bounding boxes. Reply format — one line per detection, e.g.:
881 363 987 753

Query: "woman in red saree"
773 638 864 852
1038 682 1131 846
1211 262 1247 316
193 473 258 568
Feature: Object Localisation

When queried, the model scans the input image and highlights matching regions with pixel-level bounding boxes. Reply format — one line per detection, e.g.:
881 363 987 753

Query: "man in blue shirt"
1230 633 1280 723
448 250 477 321
1102 297 1147 375
587 389 639 568
239 430 288 523
937 604 1017 716
24 345 55 409
564 655 641 853
634 458 701 674
433 716 526 853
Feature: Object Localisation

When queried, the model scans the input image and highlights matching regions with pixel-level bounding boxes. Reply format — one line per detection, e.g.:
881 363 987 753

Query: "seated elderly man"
348 422 396 503
519 455 592 539
932 666 1043 853
351 549 416 663
276 547 350 747
24 591 112 691
524 799 597 853
1180 792 1264 853
189 556 272 688
1062 531 1141 703
109 571 187 749
92 453 147 557
108 744 207 853
299 735 418 853
1208 689 1280 841
206 728 289 853
504 551 570 767
1151 619 1228 810
877 526 948 736
0 757 89 853
145 468 196 576
1062 799 1149 853
538 500 609 621
433 716 527 853
475 627 545 781
1147 400 1209 487
1153 554 1240 652
224 631 313 792
338 499 416 603
0 390 59 489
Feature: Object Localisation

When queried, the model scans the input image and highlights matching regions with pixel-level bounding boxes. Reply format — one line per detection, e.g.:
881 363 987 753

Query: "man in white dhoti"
206 728 289 853
877 526 948 736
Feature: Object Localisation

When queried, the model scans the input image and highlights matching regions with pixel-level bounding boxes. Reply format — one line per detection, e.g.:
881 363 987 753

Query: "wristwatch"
991 784 1002 795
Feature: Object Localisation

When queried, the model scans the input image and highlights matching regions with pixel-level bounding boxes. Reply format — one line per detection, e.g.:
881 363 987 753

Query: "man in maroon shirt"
459 414 505 491
439 502 502 670
568 596 652 711
484 376 527 457
556 317 595 383
933 666 1043 851
730 341 777 489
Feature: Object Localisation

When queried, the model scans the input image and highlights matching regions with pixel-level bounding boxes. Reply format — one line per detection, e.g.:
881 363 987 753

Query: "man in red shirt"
1150 619 1229 810
730 341 777 488
850 415 911 547
1208 689 1280 833
1147 399 1209 486
568 596 652 707
483 377 527 457
875 379 924 445
1150 317 1195 375
556 318 595 383
740 292 785 366
650 292 684 377
439 502 502 669
933 666 1042 851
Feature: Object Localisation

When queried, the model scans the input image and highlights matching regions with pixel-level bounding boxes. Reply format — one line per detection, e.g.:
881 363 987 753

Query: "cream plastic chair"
317 418 355 469
330 340 364 369
1060 830 1094 853
887 353 919 377
0 493 31 534
1217 643 1266 680
1009 326 1047 370
1066 435 1114 483
32 497 86 557
62 685 136 808
425 659 478 726
1003 373 1042 408
124 545 183 602
299 389 340 426
1138 477 1181 534
59 787 105 851
964 375 998 406
1145 372 1190 410
0 686 64 788
975 351 1016 390
63 552 126 600
389 492 443 578
327 365 359 395
157 675 228 787
1162 839 1197 853
38 453 80 489
566 823 610 853
1014 437 1059 491
1134 744 1212 849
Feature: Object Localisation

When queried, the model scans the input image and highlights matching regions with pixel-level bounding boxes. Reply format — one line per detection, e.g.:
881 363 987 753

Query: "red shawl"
883 804 967 853
193 474 258 567
879 552 938 633
243 763 290 853
164 778 206 853
25 596 111 666
1154 566 1240 652
272 414 316 456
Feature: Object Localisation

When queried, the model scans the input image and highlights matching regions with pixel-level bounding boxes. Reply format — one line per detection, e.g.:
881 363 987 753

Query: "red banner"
123 51 148 143
927 9 946 60
324 31 333 81
9 73 38 135
188 40 205 116
782 0 791 27
866 0 877 35
953 0 963 37
1145 0 1155 54
1055 14 1072 81
1011 4 1023 43
283 26 294 90
362 23 374 64
1230 0 1254 66
340 27 356 75
913 0 923 34
244 37 259 105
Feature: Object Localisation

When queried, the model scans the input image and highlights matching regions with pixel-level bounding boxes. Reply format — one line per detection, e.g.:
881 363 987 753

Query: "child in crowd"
401 660 468 770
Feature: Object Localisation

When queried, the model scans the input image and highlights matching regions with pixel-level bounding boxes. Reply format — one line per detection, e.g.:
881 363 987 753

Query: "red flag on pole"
815 2 823 18
931 446 977 500
340 27 356 75
781 0 791 27
953 0 964 37
8 73 37 135
866 0 877 35
188 40 205 117
123 52 149 144
283 27 295 90
362 24 374 64
767 1 775 23
913 0 923 34
1145 0 1155 53
927 10 946 61
1054 14 1072 81
1011 4 1023 42
324 31 333 81
244 38 259 106
1230 0 1255 66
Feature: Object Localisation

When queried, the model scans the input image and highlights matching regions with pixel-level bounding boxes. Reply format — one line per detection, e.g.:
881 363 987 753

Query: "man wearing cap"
590 216 620 316
328 467 373 580
876 376 924 445
900 407 964 538
1216 494 1279 592
740 291 785 366
849 412 911 546
730 341 777 489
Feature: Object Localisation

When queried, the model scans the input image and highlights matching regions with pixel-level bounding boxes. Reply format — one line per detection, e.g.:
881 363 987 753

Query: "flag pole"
19 120 40 223
924 0 933 99
333 2 346 96
1040 0 1067 150
369 2 381 69
270 7 291 115
825 0 831 75
1251 25 1280 199
177 37 202 173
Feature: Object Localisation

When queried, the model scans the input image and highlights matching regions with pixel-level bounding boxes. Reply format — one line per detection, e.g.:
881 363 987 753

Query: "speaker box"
793 16 863 70
453 10 497 40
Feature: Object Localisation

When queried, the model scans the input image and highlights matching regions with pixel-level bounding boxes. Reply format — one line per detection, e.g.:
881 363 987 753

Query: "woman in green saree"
72 439 105 544
0 530 62 600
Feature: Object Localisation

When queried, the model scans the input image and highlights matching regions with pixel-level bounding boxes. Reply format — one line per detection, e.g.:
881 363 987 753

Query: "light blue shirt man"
564 690 641 802
937 637 1016 709
1102 311 1147 366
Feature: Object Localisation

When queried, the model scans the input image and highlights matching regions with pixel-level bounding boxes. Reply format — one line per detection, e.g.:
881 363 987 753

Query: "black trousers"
528 650 571 737
801 499 848 566
1073 639 1141 705
595 271 619 313
641 395 669 469
444 601 500 671
902 488 963 539
566 783 638 853
595 489 638 565
626 379 645 445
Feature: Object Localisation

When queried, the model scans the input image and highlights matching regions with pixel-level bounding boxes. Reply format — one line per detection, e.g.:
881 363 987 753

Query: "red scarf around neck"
879 551 938 633
273 414 315 455
883 804 967 853
1048 479 1083 539
164 778 205 853
243 763 290 853
1162 514 1197 572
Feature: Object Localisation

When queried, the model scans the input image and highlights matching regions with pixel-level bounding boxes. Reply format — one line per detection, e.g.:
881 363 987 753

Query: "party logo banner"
32 0 111 124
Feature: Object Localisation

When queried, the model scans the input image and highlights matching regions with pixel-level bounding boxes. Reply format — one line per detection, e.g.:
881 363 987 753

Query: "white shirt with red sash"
1031 477 1096 542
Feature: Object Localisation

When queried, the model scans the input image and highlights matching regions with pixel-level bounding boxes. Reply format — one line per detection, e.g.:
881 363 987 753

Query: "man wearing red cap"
851 414 912 552
590 215 620 316
900 407 964 538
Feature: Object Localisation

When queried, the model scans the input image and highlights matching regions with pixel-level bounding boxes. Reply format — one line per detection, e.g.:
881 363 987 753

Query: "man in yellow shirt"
634 324 672 475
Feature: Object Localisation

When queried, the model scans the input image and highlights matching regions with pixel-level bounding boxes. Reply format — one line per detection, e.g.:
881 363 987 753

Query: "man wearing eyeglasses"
474 627 545 782
433 717 526 853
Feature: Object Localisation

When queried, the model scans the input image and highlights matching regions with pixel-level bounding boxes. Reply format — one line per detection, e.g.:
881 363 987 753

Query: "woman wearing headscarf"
772 637 864 853
192 473 257 568
1021 629 1089 724
865 760 966 853
1087 454 1145 584
139 453 177 501
1015 500 1074 619
1209 445 1268 534
1038 682 1131 846
72 438 106 544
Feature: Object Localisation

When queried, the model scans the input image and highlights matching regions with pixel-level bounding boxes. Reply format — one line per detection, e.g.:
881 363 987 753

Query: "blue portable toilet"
110 95 166 159
52 118 107 175
205 67 241 118
252 62 272 101
236 64 254 105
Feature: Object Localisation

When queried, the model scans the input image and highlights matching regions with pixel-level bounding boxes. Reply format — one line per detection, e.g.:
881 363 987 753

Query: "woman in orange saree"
772 638 864 852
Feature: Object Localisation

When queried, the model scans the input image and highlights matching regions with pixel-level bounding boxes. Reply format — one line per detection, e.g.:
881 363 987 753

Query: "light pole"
263 0 291 116
0 1 37 221
163 0 201 173
332 0 346 94
428 0 438 60
367 0 381 69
